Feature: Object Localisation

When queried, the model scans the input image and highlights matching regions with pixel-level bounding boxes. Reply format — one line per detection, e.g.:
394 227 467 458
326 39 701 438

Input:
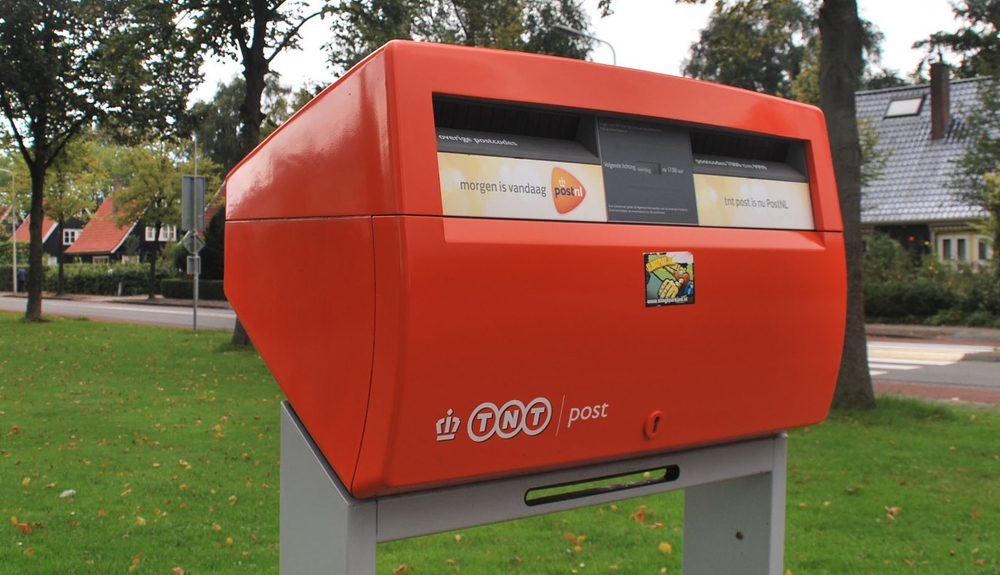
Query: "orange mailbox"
225 41 846 499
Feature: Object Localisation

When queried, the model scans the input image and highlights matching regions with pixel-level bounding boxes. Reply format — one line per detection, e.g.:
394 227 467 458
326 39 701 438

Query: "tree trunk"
148 223 160 300
232 317 252 346
819 0 875 409
26 158 46 321
57 216 65 295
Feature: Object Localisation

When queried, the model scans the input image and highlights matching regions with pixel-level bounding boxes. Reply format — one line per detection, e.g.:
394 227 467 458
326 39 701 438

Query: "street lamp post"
552 24 617 66
0 168 14 293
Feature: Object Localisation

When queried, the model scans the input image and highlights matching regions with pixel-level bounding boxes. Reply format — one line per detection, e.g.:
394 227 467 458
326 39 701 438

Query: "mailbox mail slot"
225 41 846 498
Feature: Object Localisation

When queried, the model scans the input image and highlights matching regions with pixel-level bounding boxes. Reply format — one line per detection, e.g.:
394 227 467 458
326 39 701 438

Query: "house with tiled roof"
64 192 142 263
65 191 179 264
856 62 994 264
14 214 86 264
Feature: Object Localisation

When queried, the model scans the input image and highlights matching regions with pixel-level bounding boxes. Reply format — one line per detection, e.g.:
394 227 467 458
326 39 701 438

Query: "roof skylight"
884 96 924 118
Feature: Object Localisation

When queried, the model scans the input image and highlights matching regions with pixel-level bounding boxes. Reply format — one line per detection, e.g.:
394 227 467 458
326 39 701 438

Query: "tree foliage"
684 0 899 102
950 78 1000 274
0 0 201 319
185 0 332 158
113 141 221 299
921 0 1000 78
328 0 594 73
684 0 813 98
188 75 305 174
45 135 107 294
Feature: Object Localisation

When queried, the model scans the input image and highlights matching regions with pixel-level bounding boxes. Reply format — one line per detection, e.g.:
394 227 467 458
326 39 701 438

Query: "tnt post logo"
436 398 553 443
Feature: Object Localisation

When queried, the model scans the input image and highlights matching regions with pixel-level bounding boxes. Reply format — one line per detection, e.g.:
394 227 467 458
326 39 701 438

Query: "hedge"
160 279 227 301
0 263 176 296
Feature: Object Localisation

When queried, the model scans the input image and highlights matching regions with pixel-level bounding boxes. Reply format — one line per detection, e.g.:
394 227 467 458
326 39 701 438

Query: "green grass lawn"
1 312 998 574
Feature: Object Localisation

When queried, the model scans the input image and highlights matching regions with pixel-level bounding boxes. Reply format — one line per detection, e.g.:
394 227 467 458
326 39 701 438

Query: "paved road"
868 339 1000 404
0 295 236 330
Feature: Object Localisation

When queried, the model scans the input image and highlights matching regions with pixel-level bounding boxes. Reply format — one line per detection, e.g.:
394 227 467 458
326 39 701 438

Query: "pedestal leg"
682 434 787 575
281 403 377 575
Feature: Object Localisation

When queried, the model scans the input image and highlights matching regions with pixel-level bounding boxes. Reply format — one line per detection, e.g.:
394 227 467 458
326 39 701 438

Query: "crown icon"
558 177 566 187
436 409 460 442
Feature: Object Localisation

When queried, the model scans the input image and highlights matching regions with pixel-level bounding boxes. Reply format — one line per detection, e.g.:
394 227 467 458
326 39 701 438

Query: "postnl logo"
552 168 586 214
467 398 552 442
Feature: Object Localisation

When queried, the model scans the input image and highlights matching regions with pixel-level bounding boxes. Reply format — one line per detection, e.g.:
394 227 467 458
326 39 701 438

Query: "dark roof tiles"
856 77 992 224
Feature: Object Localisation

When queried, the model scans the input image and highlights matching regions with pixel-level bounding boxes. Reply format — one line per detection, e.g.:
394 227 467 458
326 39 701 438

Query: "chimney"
930 61 950 140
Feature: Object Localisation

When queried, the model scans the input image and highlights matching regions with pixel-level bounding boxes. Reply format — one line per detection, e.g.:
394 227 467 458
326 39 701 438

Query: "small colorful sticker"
645 252 695 307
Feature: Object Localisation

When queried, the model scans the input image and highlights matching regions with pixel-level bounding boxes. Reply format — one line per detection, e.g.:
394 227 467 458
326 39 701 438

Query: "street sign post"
181 230 202 331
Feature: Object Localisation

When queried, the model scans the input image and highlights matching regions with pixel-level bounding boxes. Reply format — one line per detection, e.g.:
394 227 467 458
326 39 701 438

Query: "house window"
145 225 177 242
937 233 988 263
93 256 110 264
885 96 924 118
63 229 82 245
884 96 924 118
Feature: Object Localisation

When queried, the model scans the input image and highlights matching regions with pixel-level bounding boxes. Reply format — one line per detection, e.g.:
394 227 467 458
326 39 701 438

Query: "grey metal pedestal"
280 402 788 574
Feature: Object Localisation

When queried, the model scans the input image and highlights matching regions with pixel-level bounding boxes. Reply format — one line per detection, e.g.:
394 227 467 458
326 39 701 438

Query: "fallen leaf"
823 501 832 507
886 506 901 517
446 559 455 565
212 523 222 532
135 516 146 526
22 477 31 486
24 547 34 556
15 523 32 535
610 505 618 512
574 545 583 553
972 509 981 518
454 534 462 543
9 516 16 525
903 559 914 566
44 483 56 489
172 568 185 575
392 564 408 575
975 559 986 565
564 532 578 544
225 537 233 545
659 542 673 554
98 509 108 517
630 505 647 523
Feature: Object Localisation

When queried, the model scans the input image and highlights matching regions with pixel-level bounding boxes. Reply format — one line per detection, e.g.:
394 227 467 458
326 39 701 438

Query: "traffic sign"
182 231 205 254
182 175 206 232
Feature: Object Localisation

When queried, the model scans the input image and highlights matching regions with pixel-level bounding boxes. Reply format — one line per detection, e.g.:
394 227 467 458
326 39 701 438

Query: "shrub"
160 279 227 301
864 279 960 321
45 263 177 296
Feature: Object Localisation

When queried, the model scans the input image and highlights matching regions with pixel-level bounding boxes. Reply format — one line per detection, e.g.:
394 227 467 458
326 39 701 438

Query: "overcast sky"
194 0 961 101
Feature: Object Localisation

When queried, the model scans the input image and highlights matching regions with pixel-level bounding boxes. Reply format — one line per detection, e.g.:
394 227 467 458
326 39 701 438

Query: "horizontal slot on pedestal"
524 465 680 506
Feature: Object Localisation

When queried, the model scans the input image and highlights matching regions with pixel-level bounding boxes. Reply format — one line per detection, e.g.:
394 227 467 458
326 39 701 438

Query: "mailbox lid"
349 215 845 497
226 41 843 234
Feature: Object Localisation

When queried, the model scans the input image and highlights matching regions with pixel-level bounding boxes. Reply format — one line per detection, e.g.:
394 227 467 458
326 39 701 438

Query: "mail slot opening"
524 466 681 506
